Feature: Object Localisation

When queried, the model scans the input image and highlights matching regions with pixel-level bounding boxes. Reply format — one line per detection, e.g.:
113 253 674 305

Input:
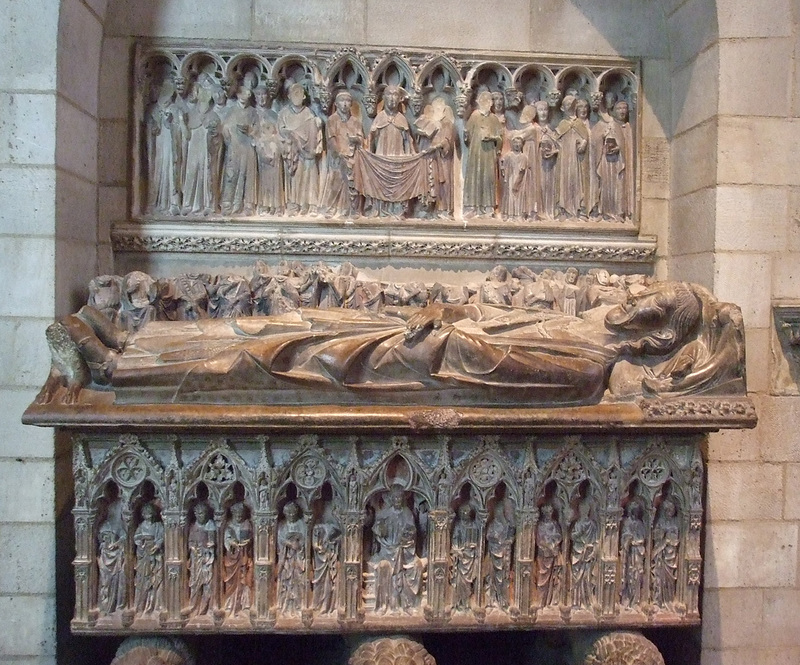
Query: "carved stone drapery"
132 43 640 230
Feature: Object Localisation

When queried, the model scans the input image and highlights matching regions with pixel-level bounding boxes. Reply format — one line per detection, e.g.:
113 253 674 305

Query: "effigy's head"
605 282 703 355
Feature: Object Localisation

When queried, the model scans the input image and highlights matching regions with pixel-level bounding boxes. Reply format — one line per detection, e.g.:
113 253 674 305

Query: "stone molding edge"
636 397 756 423
24 397 756 431
111 227 657 264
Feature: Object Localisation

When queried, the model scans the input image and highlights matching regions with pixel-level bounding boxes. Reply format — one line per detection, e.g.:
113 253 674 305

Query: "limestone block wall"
0 0 798 664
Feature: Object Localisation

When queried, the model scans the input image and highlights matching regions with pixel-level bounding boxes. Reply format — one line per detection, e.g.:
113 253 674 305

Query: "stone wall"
0 0 797 664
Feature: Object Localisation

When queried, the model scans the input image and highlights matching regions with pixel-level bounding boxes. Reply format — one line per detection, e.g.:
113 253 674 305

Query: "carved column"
72 509 95 629
339 512 363 625
684 510 702 618
424 509 451 623
600 508 621 618
513 508 536 620
161 509 185 628
253 510 277 627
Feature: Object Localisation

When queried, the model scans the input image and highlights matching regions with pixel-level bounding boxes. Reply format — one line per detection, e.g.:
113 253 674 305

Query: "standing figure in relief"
209 86 229 212
370 487 425 614
591 100 634 220
415 99 457 218
499 135 529 220
133 502 164 615
220 86 258 215
97 499 127 615
484 501 515 611
555 95 589 218
222 502 253 616
146 84 184 215
311 506 341 614
651 499 680 608
277 501 306 615
181 84 219 215
367 85 415 217
477 265 513 306
525 101 559 219
318 262 358 309
450 502 479 612
569 498 597 610
575 98 592 214
253 85 284 216
463 91 503 218
186 501 216 616
118 271 158 333
619 499 646 609
535 503 563 608
491 91 510 155
279 83 323 216
320 90 364 218
554 267 584 317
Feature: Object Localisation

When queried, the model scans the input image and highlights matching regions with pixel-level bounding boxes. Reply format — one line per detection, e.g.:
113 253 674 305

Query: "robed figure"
591 100 634 220
370 487 425 614
278 83 323 216
277 501 306 615
555 95 590 218
320 91 364 217
450 503 480 611
463 91 503 217
220 86 259 215
222 502 253 615
133 502 164 614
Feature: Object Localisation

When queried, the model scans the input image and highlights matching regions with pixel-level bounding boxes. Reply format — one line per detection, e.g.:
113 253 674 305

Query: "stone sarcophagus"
24 261 754 665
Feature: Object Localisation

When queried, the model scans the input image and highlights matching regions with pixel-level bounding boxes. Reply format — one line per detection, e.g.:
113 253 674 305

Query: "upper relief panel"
131 44 640 235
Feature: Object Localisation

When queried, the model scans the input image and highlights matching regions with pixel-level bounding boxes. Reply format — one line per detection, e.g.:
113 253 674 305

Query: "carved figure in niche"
520 101 559 219
98 499 128 615
591 100 634 220
222 502 253 615
555 95 589 218
355 277 384 312
88 276 122 325
146 82 183 215
186 502 216 616
181 84 220 216
318 262 357 309
254 85 284 215
491 91 510 155
169 274 210 321
569 497 598 610
320 90 364 218
277 501 306 615
450 502 479 612
278 83 323 216
554 267 583 317
651 499 679 608
575 98 592 209
363 85 416 217
477 265 513 305
312 505 341 614
370 486 425 614
207 275 252 318
220 86 258 215
119 271 158 333
499 135 528 219
209 86 229 212
463 91 502 218
535 503 563 608
133 502 164 614
415 98 457 218
485 501 515 610
619 499 646 609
